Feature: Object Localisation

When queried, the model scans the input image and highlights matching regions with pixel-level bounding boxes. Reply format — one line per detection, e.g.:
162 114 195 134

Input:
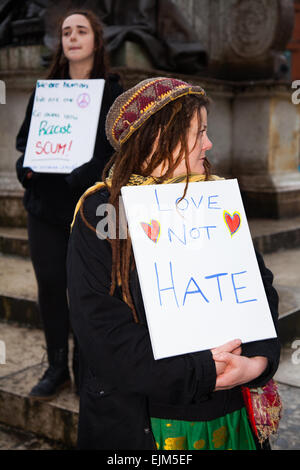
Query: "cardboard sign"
23 79 105 173
121 179 277 360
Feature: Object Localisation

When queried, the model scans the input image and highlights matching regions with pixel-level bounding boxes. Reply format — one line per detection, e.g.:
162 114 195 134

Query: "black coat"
67 188 281 450
16 74 123 226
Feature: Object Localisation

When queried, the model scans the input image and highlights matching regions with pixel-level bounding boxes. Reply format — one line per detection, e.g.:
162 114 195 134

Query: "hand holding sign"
211 338 242 376
213 353 268 391
211 338 242 357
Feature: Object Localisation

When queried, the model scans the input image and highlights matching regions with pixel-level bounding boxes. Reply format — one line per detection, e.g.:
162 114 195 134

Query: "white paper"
23 79 105 174
121 179 277 360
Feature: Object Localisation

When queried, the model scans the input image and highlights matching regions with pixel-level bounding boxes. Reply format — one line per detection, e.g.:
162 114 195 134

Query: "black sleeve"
65 77 123 193
67 192 217 405
15 90 37 188
241 250 281 388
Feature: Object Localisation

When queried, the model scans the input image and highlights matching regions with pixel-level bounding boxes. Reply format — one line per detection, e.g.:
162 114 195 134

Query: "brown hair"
47 9 109 79
102 93 211 322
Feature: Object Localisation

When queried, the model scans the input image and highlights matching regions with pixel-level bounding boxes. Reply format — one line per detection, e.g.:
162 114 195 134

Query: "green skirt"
150 407 256 450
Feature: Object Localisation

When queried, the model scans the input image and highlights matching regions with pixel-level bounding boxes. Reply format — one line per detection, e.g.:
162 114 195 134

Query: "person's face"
172 107 212 176
62 14 95 64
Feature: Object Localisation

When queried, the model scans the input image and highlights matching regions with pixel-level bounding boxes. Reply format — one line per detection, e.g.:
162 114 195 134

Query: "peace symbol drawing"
77 93 90 108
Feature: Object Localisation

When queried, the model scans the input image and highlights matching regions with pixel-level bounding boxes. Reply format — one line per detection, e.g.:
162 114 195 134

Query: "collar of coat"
70 170 223 231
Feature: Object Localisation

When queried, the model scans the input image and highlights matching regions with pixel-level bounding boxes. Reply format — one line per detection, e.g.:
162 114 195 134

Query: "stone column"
0 46 45 182
0 45 45 226
232 82 300 218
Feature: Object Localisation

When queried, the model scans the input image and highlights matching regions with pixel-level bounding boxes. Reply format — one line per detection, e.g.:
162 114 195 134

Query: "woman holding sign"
15 10 123 400
67 78 280 450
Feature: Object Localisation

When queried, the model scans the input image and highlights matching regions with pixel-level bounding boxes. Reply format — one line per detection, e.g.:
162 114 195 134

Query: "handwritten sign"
23 79 105 173
121 179 277 360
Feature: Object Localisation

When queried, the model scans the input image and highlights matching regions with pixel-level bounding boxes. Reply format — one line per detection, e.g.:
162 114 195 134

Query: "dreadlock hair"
46 9 109 80
102 93 211 323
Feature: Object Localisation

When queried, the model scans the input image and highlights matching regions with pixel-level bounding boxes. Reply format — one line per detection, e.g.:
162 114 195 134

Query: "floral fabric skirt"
150 407 256 450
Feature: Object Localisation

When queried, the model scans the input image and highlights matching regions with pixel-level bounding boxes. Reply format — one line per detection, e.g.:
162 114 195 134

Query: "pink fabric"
242 380 282 445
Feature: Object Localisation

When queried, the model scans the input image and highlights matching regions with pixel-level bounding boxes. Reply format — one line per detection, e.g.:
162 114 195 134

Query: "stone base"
110 41 154 71
0 195 27 228
274 346 300 388
0 323 78 448
238 173 300 218
0 45 46 71
0 173 26 227
242 189 300 219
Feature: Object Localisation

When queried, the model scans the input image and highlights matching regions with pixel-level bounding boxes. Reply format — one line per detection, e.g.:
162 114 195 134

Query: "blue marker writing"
183 277 209 305
168 225 187 245
205 272 228 301
231 271 257 304
208 195 221 210
191 195 204 209
154 189 172 212
175 197 189 211
154 261 179 307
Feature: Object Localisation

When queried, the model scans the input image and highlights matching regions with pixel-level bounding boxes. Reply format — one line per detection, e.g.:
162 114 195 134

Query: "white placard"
121 179 277 360
23 79 105 174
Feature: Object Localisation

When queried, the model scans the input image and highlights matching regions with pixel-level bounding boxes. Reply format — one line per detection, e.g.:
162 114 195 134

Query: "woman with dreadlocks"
67 77 280 450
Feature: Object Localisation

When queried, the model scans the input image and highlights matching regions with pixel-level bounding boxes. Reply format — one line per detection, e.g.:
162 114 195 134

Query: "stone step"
274 345 300 388
0 176 27 229
0 227 29 257
264 245 300 391
0 322 78 448
0 253 40 328
0 422 67 450
0 193 27 228
0 246 299 449
0 246 300 334
1 215 300 257
0 320 299 450
249 216 300 254
263 247 300 346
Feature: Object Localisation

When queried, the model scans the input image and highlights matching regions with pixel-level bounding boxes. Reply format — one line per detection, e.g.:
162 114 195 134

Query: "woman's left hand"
212 353 268 391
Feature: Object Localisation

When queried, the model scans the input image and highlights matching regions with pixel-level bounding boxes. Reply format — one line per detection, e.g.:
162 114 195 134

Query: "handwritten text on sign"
23 79 105 173
121 179 277 360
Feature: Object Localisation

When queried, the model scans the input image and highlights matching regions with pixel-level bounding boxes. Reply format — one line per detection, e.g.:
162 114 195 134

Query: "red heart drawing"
140 220 161 243
224 211 241 235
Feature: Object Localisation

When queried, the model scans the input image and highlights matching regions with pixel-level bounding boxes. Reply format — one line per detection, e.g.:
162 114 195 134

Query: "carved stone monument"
0 0 46 47
173 0 294 80
211 0 294 80
0 0 208 73
0 0 299 221
173 0 300 218
232 83 300 218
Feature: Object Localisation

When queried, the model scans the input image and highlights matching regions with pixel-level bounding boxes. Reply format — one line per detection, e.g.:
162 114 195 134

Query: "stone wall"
0 43 299 219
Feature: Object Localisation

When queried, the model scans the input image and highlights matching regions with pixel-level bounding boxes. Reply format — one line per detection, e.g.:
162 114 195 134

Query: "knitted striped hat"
105 77 206 151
